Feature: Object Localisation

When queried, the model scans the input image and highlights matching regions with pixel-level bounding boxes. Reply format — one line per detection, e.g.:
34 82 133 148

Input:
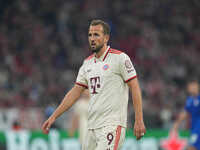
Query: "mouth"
91 43 96 48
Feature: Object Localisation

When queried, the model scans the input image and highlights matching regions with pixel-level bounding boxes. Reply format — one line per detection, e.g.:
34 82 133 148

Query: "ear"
104 35 110 43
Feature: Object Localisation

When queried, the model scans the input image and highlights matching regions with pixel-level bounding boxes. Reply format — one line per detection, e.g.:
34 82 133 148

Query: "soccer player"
42 19 146 150
173 79 200 150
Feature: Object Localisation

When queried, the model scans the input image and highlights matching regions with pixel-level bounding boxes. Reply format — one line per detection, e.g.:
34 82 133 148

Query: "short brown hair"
90 19 110 35
187 78 199 84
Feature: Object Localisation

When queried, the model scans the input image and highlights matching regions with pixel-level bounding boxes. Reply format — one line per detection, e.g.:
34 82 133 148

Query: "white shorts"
82 125 126 150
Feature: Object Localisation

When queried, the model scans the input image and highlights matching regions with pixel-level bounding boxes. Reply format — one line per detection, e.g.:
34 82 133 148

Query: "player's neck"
95 45 107 58
190 92 199 97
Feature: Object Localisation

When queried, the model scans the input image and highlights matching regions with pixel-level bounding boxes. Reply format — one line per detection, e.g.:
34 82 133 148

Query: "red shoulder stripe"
109 49 122 54
109 51 122 54
85 54 94 60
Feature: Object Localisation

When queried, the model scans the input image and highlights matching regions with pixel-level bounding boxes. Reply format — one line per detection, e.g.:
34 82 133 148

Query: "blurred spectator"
12 120 22 131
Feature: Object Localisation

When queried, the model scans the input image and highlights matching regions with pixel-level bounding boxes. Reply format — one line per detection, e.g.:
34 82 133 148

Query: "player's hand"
42 116 55 134
134 120 146 140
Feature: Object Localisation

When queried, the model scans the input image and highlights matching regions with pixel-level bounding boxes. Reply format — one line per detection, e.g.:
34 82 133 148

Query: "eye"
94 33 100 37
88 33 92 37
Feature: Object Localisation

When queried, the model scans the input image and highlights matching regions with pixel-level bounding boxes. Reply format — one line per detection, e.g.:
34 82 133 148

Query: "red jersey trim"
114 126 122 150
75 82 88 89
102 47 110 61
125 75 137 83
109 48 122 54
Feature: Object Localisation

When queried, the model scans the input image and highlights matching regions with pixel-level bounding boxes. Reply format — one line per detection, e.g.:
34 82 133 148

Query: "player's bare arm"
173 110 189 131
127 77 146 140
42 84 85 134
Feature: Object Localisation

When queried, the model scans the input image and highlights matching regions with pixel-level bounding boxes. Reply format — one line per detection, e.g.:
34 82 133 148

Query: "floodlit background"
0 0 200 149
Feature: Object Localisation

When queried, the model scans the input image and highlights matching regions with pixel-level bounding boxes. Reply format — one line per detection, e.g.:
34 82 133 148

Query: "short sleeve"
76 63 88 88
119 53 137 83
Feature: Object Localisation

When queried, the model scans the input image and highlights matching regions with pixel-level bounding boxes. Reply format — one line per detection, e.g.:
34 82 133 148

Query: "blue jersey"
184 95 200 132
184 95 200 149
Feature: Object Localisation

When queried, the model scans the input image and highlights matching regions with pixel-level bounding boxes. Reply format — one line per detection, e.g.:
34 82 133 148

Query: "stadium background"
0 0 199 149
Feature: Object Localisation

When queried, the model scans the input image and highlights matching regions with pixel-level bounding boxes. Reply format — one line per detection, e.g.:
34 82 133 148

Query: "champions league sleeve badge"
125 60 135 73
125 60 132 69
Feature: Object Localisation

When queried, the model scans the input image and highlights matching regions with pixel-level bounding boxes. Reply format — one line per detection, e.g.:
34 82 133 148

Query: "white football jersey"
76 46 137 129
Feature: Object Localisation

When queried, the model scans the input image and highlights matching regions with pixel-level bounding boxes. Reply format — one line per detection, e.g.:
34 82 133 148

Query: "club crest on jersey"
103 64 109 70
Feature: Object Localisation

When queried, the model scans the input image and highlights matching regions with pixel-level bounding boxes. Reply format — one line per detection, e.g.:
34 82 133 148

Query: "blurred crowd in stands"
0 0 200 129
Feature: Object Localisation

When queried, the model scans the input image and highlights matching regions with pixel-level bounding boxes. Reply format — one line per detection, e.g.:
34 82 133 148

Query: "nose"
90 35 95 41
90 38 95 45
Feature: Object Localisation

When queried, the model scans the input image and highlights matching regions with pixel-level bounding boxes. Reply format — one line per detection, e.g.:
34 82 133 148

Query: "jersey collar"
94 46 110 62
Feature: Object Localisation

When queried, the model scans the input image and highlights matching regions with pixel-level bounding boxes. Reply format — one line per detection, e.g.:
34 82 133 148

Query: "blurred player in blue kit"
173 79 200 150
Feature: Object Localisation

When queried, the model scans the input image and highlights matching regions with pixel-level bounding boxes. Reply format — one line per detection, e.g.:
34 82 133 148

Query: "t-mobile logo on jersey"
90 76 100 94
